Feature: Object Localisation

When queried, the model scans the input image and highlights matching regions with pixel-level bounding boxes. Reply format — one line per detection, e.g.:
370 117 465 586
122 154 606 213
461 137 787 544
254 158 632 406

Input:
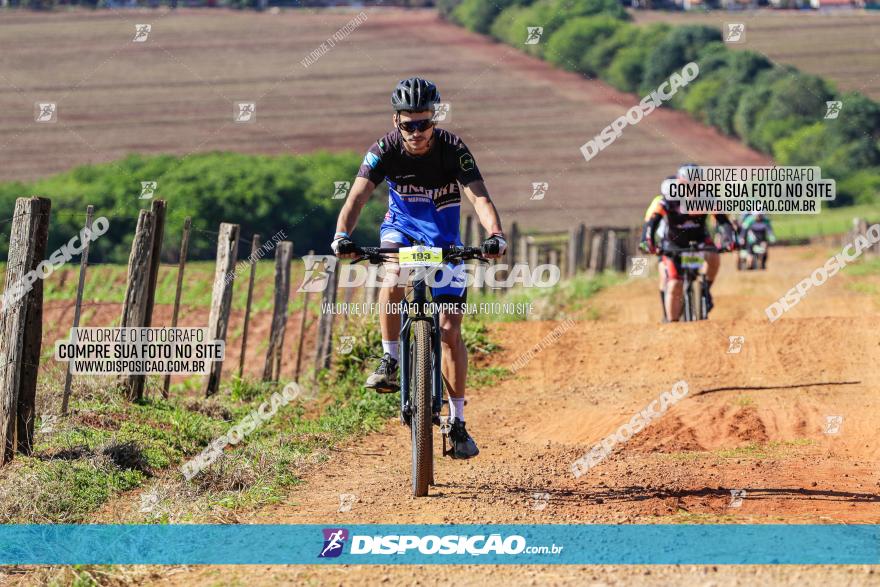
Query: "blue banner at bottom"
0 525 877 565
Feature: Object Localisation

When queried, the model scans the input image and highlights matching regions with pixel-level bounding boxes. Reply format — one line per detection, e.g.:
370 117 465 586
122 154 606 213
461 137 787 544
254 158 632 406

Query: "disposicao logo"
319 528 349 558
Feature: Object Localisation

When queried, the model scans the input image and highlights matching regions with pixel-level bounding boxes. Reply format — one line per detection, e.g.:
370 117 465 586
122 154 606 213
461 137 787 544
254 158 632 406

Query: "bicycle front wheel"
410 320 433 497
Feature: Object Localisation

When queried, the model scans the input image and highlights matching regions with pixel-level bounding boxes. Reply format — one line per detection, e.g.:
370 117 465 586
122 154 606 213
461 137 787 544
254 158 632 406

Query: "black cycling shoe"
364 353 399 392
705 290 715 314
448 418 479 459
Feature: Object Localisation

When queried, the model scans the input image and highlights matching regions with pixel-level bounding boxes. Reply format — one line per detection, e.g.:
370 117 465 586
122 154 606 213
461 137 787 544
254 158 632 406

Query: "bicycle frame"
398 268 444 425
662 243 717 322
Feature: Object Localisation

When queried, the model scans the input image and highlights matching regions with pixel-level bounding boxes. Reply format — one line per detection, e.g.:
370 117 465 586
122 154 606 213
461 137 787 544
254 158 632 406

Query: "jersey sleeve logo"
363 151 381 169
459 153 474 172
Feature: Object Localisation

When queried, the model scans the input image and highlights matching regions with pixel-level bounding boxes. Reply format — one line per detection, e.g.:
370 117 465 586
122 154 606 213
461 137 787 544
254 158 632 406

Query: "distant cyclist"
641 176 675 322
740 212 776 269
330 77 506 459
642 163 735 322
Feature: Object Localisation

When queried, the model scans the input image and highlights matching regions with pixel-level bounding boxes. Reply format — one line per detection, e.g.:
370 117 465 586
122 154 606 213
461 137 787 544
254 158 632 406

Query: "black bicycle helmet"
391 77 440 112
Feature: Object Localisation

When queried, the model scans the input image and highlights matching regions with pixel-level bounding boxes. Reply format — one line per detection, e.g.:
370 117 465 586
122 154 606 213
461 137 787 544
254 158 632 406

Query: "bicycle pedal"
438 416 452 435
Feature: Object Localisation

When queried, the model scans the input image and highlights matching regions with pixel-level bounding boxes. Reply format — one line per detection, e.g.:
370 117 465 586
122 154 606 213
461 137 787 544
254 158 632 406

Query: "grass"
0 256 616 526
655 510 744 524
772 204 880 241
664 438 815 464
0 307 512 525
715 439 814 460
6 259 315 316
468 271 625 322
843 256 880 277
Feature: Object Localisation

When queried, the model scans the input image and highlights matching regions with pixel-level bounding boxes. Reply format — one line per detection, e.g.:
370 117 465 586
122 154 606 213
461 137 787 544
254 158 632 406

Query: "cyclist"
330 77 506 459
641 176 675 322
642 163 735 321
740 212 776 269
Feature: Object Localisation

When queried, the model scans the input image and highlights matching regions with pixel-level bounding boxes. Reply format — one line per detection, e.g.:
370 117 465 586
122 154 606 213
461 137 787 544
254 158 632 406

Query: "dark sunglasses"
397 119 435 133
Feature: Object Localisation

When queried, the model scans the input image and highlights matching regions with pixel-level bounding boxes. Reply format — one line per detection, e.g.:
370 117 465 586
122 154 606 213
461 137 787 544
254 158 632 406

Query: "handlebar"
660 242 726 255
351 245 487 265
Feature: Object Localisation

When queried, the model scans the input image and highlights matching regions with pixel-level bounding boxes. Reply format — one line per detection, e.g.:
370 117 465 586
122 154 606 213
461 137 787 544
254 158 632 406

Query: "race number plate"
680 253 705 269
398 246 443 267
752 244 766 254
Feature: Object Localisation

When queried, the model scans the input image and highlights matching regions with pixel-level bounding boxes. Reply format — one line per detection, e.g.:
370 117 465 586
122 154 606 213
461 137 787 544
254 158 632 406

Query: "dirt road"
129 244 880 586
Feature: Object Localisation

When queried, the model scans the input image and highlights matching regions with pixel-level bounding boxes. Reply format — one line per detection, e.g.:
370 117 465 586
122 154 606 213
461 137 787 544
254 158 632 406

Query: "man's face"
394 110 434 153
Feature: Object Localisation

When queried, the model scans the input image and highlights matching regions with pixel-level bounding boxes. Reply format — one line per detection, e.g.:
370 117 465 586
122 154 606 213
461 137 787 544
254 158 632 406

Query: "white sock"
382 340 399 361
449 397 465 422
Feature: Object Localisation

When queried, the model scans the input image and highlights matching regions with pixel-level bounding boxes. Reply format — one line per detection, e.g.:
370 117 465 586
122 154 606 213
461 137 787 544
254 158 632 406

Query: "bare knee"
439 321 463 348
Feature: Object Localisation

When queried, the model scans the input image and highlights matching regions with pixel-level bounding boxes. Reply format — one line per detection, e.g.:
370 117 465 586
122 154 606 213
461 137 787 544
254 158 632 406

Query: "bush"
641 25 721 93
837 168 880 206
699 51 774 135
0 152 387 263
581 24 640 78
682 78 724 123
451 0 524 33
436 0 464 20
605 45 647 93
732 66 789 145
491 0 627 56
444 0 880 213
583 23 671 79
544 16 624 73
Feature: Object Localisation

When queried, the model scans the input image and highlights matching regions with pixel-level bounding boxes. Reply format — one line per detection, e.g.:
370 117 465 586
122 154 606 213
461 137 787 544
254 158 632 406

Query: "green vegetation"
468 270 624 321
439 0 880 207
771 203 880 240
0 297 515 523
0 152 386 263
657 511 743 524
843 256 880 277
664 438 814 465
715 439 813 460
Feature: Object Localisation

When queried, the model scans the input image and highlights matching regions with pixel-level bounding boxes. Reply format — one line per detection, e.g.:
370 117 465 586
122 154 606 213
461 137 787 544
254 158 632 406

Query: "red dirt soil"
125 244 880 586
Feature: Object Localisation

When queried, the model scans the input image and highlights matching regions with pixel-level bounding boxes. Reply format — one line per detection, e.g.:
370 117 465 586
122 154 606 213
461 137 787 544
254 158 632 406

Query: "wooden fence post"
615 230 629 272
294 250 314 383
341 279 355 329
0 197 51 465
203 223 239 397
238 234 260 379
119 209 155 401
142 199 166 328
567 227 579 279
604 230 619 272
584 227 595 270
263 241 293 382
591 229 607 273
548 248 559 276
162 217 190 398
61 205 94 415
314 263 340 375
462 214 475 246
528 237 539 269
508 222 519 264
518 234 529 266
575 224 587 272
629 226 643 267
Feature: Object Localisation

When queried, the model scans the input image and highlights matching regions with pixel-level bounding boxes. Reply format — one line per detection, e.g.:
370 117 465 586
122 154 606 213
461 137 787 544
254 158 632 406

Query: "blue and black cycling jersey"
356 128 483 248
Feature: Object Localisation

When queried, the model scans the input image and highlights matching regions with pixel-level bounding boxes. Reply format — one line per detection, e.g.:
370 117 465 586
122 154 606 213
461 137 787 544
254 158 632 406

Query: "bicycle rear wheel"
682 279 694 321
698 277 708 320
410 320 433 497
